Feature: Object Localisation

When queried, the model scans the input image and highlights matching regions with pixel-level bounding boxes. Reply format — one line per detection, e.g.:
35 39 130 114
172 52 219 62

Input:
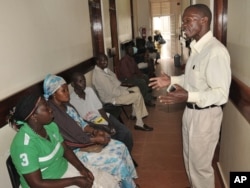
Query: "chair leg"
121 106 129 119
118 115 124 124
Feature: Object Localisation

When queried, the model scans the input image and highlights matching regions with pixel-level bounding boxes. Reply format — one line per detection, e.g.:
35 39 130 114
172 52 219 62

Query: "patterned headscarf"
43 74 66 100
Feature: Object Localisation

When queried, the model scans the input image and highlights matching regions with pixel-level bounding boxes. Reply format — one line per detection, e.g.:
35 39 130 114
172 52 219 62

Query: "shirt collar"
95 65 107 73
20 123 40 138
190 31 213 54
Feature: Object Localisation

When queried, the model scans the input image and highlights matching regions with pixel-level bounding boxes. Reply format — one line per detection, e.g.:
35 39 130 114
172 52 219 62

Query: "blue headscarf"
43 74 66 100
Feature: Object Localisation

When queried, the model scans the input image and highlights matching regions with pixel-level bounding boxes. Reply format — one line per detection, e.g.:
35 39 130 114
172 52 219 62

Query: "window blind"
151 1 170 17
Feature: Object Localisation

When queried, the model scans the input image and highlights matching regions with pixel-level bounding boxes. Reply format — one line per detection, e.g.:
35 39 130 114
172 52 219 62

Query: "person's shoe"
145 100 156 107
134 124 154 131
132 158 138 168
130 115 136 120
152 96 157 100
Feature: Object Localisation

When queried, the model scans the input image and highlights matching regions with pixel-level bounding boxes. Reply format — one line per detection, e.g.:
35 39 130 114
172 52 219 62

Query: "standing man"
149 4 231 188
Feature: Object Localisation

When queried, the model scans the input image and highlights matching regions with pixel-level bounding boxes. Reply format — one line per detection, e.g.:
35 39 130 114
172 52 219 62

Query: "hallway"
122 38 224 187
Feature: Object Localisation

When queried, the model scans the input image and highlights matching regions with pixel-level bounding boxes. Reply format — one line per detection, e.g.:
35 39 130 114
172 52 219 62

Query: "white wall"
134 0 151 37
0 0 92 101
219 101 250 188
0 126 17 187
0 0 92 187
218 0 250 187
227 0 250 86
116 0 133 43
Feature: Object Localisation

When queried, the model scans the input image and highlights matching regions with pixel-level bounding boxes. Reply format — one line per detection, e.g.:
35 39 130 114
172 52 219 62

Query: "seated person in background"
8 94 119 188
145 36 156 51
135 37 146 54
43 74 137 188
118 45 156 107
92 53 154 132
70 72 134 153
135 49 155 78
145 35 160 64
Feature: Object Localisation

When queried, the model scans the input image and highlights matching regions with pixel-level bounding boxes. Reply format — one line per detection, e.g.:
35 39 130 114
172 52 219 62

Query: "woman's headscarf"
43 74 66 100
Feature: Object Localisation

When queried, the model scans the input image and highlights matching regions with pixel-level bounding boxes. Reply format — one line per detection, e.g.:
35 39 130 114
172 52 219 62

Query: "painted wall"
116 0 132 43
101 0 131 66
0 0 92 101
226 0 250 86
219 102 250 188
0 0 92 186
218 0 250 187
134 0 151 37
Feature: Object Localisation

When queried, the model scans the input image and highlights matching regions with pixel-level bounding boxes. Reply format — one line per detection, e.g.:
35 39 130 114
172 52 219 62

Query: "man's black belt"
186 103 221 110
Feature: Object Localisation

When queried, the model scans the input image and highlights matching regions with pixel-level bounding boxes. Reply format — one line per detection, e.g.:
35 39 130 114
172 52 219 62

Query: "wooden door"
88 0 104 56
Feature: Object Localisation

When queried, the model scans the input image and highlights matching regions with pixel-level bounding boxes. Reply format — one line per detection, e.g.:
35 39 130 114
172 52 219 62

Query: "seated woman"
43 74 138 188
8 94 119 188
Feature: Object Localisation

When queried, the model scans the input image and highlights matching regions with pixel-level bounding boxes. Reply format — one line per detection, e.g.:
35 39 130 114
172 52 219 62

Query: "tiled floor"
121 37 225 188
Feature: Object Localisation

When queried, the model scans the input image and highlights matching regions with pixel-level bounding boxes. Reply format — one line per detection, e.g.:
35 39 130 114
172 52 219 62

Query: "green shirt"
10 122 67 188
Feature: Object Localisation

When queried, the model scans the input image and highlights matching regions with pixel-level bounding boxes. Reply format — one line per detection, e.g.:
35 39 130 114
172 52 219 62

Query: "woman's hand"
91 131 111 146
79 167 94 182
73 176 93 188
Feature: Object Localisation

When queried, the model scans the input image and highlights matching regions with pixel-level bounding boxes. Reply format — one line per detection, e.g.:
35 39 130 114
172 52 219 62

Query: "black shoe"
134 124 154 131
145 101 156 107
152 96 157 100
132 158 138 168
130 115 136 120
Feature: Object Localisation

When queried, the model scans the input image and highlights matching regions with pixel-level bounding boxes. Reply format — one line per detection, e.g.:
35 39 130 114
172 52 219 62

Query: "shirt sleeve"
195 47 231 106
87 87 103 109
186 42 231 107
118 57 133 79
93 68 129 99
10 136 40 175
171 74 185 86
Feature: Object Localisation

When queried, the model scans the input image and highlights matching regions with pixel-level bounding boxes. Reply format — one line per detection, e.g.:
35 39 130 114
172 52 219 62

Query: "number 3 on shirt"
20 153 29 166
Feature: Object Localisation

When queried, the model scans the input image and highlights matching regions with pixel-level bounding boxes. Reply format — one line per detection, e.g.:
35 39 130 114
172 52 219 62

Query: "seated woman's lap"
74 139 137 180
62 162 120 188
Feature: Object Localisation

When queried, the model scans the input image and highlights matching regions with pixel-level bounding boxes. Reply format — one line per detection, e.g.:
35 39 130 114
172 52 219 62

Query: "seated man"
70 72 134 153
92 53 153 131
145 35 160 64
118 45 155 107
135 48 156 78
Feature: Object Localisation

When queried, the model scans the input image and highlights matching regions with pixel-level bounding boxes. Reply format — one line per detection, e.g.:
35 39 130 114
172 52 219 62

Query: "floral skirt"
74 139 138 188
